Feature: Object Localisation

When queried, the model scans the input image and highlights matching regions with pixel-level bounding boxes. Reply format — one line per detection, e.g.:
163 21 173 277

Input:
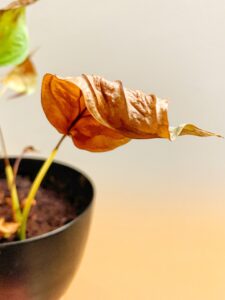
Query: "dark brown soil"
0 176 76 242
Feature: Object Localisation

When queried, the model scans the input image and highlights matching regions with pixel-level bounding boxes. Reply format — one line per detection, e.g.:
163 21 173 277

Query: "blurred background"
0 0 225 299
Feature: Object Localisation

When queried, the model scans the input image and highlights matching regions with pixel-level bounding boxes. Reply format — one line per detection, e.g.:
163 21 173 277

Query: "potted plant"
0 1 221 300
0 1 94 299
0 158 94 300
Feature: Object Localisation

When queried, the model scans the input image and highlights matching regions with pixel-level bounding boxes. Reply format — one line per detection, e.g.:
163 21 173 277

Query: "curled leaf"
169 124 222 141
0 218 19 238
0 6 28 66
0 55 37 98
41 74 130 152
41 73 221 152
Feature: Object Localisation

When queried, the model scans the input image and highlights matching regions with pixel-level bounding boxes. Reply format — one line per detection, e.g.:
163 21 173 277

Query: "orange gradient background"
0 0 225 299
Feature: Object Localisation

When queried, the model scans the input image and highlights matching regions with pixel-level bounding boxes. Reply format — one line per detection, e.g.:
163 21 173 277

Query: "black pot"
0 158 94 300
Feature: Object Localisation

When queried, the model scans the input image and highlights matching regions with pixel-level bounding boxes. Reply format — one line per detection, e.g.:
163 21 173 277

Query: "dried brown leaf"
4 0 38 10
0 218 19 238
169 124 222 141
0 56 37 98
41 74 130 152
41 73 221 152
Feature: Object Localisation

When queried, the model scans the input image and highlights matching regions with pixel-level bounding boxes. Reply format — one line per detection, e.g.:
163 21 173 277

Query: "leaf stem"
0 128 22 223
19 135 66 240
5 165 22 223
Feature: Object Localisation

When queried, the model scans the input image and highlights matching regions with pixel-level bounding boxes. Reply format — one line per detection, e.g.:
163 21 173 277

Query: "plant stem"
5 165 22 223
19 135 66 240
0 128 22 223
19 110 83 240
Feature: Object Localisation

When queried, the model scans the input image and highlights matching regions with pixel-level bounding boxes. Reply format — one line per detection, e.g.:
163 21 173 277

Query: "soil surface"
0 176 76 242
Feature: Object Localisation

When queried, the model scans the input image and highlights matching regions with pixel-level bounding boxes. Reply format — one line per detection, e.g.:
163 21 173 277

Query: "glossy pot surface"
0 158 94 300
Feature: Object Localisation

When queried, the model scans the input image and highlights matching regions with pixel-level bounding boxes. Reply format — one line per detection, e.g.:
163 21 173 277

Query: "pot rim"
0 157 95 248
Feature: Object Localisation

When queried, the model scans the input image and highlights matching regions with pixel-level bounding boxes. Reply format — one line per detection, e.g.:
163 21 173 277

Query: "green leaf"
0 7 29 66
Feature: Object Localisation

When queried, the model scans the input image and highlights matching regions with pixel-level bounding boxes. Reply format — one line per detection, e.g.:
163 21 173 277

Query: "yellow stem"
19 148 58 240
0 128 22 223
5 164 22 223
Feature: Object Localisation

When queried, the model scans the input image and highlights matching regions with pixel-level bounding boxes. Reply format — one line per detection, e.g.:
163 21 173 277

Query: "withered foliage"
42 74 221 152
0 218 19 239
4 0 38 10
0 56 37 98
